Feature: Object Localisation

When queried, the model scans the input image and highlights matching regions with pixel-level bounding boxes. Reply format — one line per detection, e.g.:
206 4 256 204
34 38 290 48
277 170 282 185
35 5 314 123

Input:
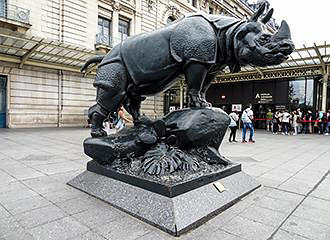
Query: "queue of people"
227 105 330 144
265 108 330 135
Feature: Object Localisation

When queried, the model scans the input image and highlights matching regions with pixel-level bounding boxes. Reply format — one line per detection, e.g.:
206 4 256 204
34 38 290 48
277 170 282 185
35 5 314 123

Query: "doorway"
0 75 7 128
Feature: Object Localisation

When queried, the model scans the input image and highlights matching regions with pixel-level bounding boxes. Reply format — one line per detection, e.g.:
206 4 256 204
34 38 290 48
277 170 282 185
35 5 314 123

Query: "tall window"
209 7 214 14
119 19 130 42
288 77 315 110
192 0 197 8
0 0 6 17
97 17 111 46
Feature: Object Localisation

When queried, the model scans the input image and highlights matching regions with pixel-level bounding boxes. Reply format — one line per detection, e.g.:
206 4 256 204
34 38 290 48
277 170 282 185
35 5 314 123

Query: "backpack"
109 112 120 125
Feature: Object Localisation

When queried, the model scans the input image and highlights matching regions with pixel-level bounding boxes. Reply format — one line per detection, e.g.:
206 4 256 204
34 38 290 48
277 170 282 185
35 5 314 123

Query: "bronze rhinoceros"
82 3 294 137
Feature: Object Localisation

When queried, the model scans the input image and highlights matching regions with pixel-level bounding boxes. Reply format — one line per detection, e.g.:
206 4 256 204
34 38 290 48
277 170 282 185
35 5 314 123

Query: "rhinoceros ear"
249 2 266 22
236 24 251 40
261 8 274 24
229 62 241 73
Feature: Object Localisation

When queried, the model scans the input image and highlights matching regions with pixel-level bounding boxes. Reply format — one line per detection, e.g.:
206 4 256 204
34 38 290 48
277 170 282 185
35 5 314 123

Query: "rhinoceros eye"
259 34 271 44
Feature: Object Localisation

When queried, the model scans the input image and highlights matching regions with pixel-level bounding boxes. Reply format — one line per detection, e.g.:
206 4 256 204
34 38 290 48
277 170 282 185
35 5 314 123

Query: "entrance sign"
255 92 273 104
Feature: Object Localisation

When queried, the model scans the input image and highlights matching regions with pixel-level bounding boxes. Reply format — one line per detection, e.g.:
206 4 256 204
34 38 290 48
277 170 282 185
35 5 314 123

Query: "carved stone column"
112 2 120 46
179 79 184 109
322 66 329 112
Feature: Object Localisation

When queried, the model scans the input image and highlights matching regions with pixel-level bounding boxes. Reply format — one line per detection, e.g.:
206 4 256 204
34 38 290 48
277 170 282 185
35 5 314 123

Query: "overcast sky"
249 0 330 47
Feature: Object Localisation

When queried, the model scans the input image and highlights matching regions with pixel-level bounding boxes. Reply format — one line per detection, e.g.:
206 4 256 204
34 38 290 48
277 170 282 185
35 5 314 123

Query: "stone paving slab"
2 195 52 215
15 205 68 229
0 128 329 239
281 215 330 240
28 216 90 240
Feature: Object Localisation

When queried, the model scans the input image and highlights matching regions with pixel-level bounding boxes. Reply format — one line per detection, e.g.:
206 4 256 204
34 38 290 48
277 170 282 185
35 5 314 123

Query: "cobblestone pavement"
0 128 329 240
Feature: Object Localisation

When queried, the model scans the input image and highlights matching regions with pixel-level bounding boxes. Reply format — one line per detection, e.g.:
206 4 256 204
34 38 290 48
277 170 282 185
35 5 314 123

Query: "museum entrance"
0 75 7 128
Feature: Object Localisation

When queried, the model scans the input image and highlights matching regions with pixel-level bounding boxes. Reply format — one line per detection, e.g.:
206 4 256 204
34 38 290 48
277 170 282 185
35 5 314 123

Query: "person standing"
301 110 312 134
325 110 330 135
272 110 280 134
266 109 273 132
316 110 324 134
280 109 291 135
228 110 239 142
297 108 303 133
114 105 133 132
307 110 313 134
292 110 299 135
241 104 255 143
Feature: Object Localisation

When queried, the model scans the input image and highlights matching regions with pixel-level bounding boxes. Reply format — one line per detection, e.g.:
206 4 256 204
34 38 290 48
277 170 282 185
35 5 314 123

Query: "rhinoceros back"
121 24 179 85
169 16 217 64
120 16 217 85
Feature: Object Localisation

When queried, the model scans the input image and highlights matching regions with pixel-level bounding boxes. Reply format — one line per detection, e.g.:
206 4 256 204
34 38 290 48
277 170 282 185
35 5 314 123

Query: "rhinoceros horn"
272 20 292 41
261 8 274 24
249 2 266 22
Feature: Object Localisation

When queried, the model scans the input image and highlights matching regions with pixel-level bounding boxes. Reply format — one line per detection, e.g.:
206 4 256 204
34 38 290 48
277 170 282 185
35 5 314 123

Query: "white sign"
214 181 226 192
255 92 273 103
232 104 242 112
169 106 176 112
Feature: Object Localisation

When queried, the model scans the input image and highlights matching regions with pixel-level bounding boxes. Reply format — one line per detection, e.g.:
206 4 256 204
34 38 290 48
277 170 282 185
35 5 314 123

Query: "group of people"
228 104 255 143
103 105 133 134
227 105 330 143
265 108 330 135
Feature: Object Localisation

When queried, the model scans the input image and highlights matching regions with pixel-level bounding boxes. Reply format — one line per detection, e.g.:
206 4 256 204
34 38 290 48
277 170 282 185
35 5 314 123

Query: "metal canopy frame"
216 42 330 83
0 28 98 73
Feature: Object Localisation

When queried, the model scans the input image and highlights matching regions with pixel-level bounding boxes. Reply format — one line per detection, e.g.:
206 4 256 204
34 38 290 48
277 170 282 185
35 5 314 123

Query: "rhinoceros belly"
121 26 181 90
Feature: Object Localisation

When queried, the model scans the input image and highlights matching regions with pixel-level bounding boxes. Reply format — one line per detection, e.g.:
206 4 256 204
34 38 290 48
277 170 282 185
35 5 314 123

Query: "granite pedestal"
68 164 260 236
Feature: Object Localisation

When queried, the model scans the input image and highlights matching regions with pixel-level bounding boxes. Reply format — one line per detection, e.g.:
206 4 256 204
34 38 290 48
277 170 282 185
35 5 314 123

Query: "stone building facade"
0 0 274 128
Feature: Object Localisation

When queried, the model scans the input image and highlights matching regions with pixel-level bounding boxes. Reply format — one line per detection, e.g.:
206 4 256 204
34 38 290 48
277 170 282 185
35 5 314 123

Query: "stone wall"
0 61 95 128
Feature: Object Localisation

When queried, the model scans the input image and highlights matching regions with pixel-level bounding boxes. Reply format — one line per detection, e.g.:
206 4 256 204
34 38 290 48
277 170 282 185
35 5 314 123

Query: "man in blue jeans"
241 104 255 143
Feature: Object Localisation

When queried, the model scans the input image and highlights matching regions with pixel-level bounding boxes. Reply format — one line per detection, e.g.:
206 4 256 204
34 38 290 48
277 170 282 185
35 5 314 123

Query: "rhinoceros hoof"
91 129 107 138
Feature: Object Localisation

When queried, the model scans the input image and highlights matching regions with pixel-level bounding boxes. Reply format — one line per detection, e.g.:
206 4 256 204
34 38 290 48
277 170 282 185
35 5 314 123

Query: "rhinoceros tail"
81 55 105 72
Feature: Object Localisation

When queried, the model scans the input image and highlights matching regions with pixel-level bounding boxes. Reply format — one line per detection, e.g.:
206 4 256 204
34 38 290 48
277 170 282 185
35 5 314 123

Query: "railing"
95 34 125 47
0 4 30 24
95 33 111 46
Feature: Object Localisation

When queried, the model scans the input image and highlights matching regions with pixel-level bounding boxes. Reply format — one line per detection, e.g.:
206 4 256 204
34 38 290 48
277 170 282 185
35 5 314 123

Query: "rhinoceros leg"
184 62 210 108
200 74 215 107
123 94 146 122
88 103 108 137
89 63 128 137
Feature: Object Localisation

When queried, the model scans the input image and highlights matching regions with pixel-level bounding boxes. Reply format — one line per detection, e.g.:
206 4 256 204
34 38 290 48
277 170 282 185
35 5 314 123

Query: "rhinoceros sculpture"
82 3 294 137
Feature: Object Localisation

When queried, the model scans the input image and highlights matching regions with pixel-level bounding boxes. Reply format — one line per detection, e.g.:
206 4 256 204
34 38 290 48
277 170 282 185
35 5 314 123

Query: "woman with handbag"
228 110 239 142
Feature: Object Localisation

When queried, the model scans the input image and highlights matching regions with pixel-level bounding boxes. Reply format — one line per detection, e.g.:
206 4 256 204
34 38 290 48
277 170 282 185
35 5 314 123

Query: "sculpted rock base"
84 107 231 179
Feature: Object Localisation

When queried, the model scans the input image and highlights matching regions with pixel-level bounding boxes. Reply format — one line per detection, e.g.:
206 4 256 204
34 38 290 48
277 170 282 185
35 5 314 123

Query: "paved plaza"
0 128 329 240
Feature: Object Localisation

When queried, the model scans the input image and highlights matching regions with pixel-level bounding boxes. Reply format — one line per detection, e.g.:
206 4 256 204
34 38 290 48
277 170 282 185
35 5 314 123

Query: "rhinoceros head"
234 3 295 67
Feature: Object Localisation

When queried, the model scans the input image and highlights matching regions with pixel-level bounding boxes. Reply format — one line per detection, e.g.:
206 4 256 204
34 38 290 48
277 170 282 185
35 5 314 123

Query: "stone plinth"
68 168 260 236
